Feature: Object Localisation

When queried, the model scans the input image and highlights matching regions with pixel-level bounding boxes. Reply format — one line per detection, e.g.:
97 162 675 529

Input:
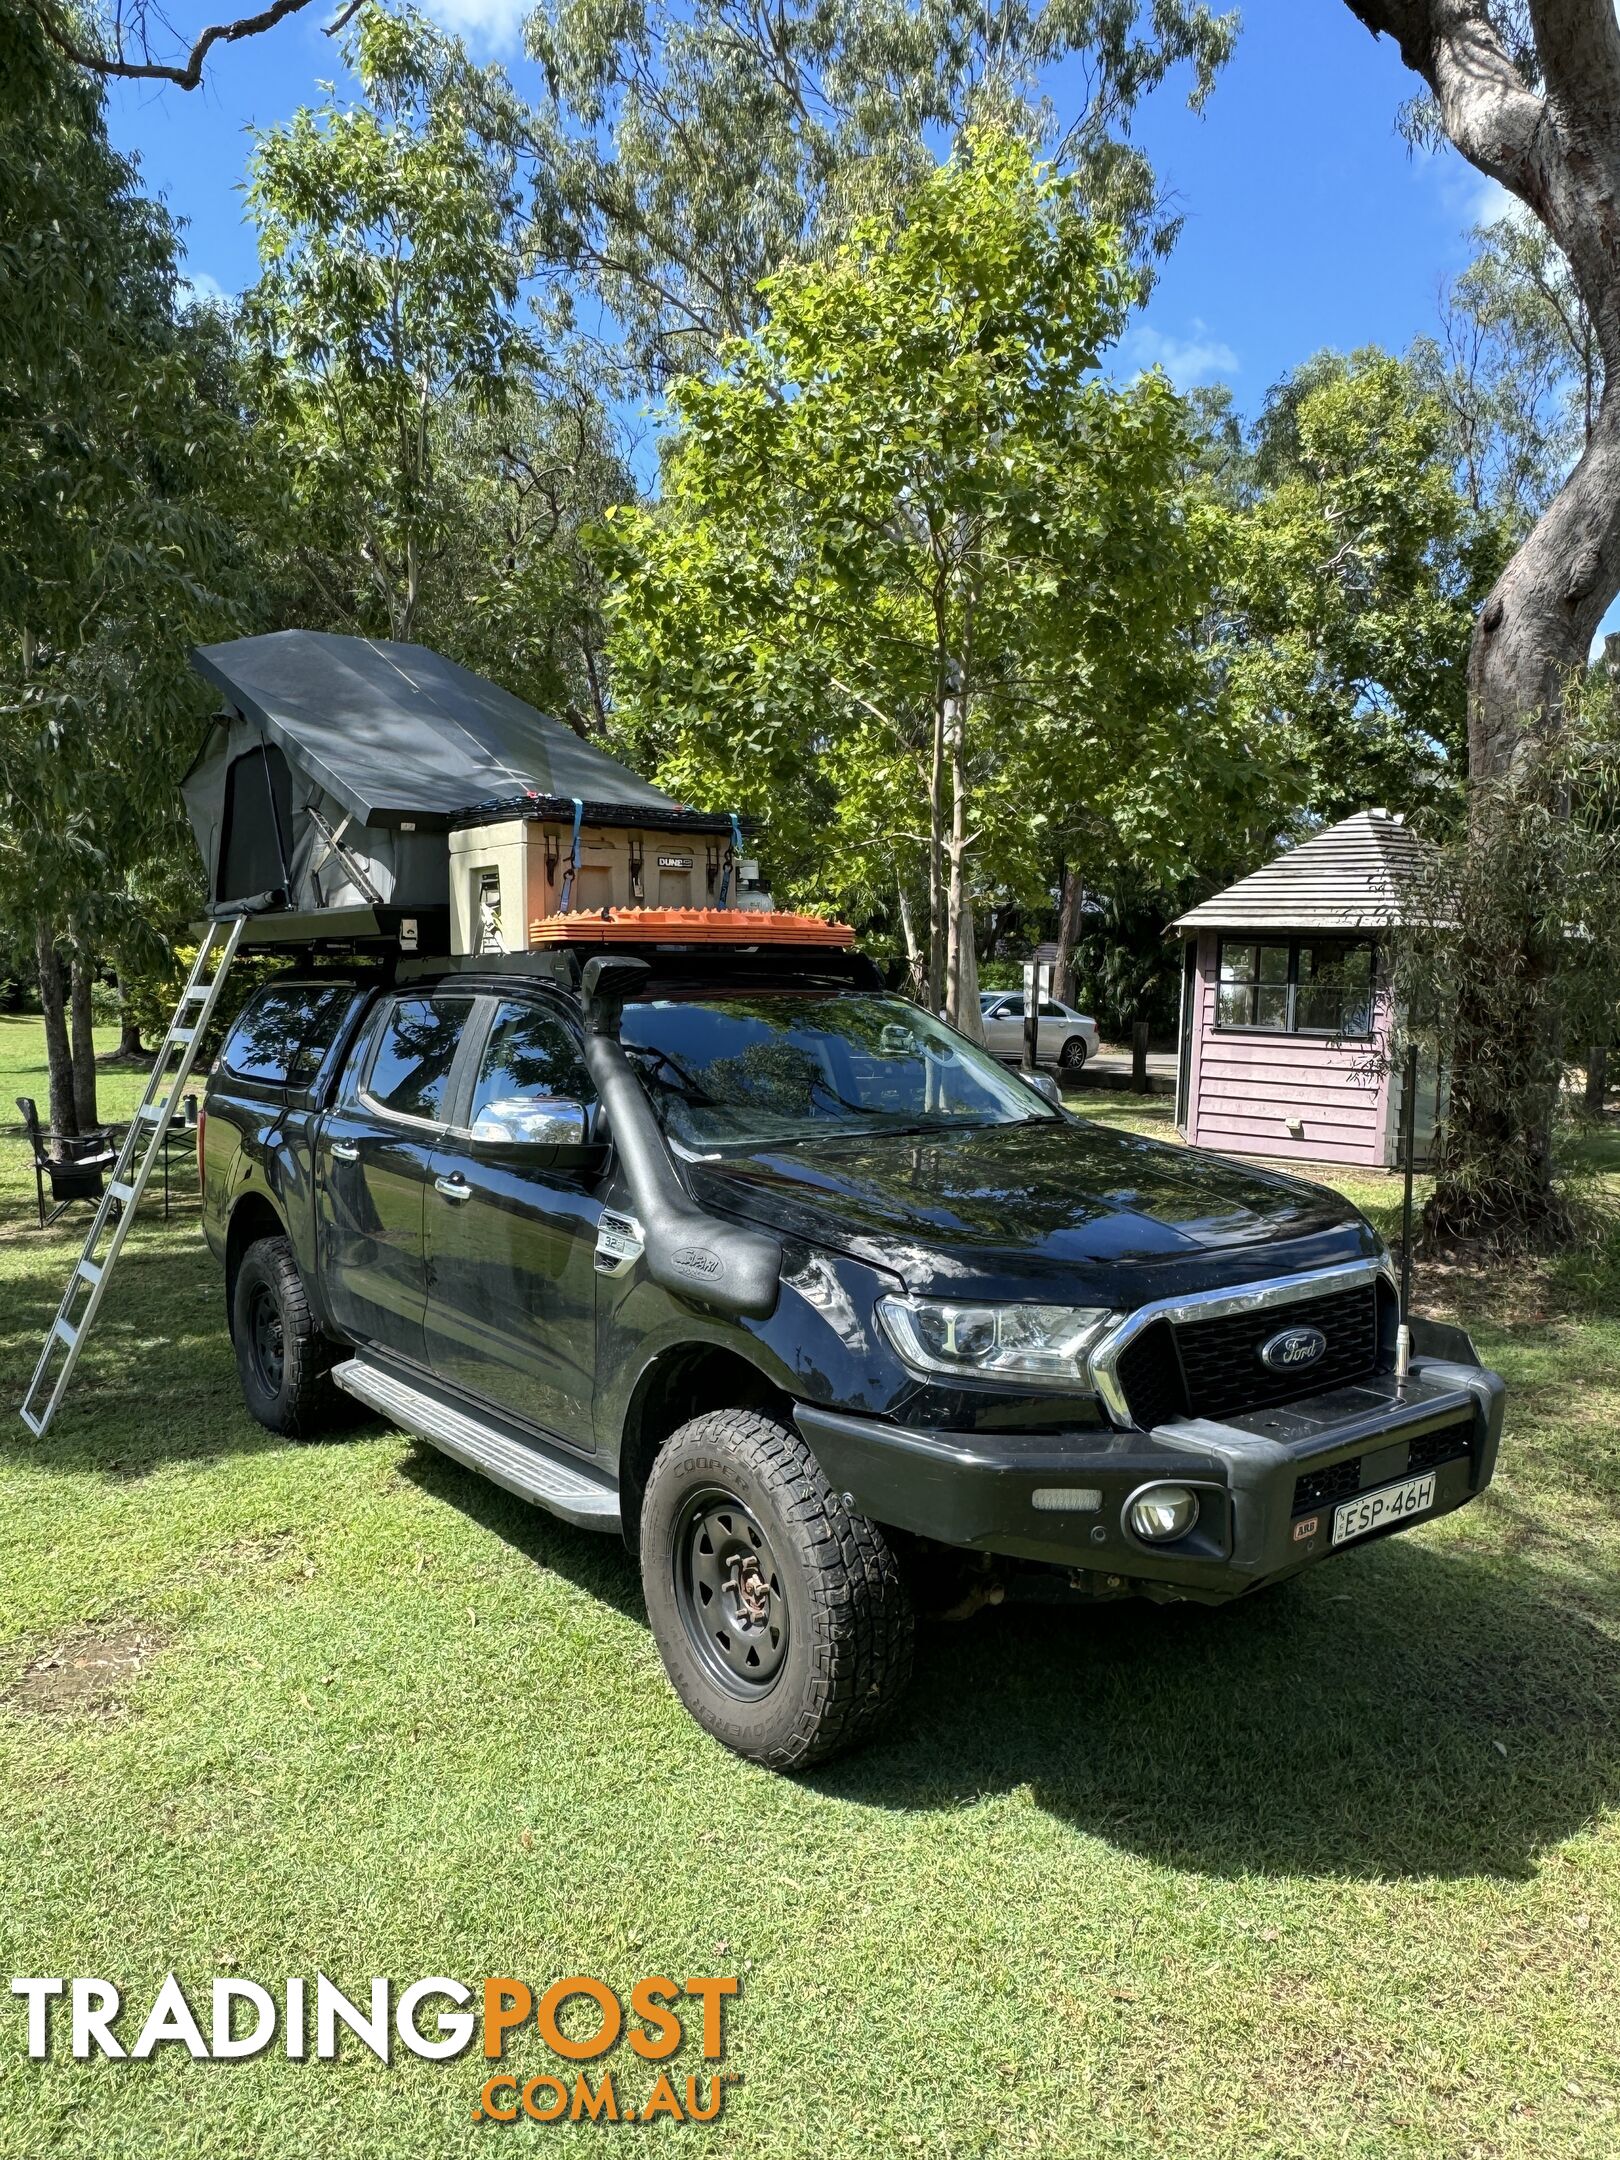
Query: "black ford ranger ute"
202 944 1505 1770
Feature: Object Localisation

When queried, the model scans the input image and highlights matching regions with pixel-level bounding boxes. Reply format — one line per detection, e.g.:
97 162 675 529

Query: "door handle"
434 1173 473 1202
330 1141 359 1162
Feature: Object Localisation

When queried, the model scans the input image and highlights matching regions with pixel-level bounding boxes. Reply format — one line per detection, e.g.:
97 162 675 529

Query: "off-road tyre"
640 1408 914 1771
1059 1033 1089 1071
231 1235 340 1439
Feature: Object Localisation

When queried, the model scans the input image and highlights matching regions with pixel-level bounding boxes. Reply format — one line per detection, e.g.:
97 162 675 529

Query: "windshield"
618 992 1059 1149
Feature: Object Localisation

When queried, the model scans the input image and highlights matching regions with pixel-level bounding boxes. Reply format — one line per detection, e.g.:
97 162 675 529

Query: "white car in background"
978 990 1100 1071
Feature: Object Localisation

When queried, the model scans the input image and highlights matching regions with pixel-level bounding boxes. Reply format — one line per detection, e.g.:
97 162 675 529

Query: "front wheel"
1059 1034 1089 1070
640 1409 914 1771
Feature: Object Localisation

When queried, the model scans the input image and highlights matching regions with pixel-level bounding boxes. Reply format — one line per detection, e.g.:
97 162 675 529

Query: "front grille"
1292 1415 1476 1520
1113 1282 1385 1430
1293 1455 1364 1517
1406 1417 1474 1478
1115 1322 1183 1431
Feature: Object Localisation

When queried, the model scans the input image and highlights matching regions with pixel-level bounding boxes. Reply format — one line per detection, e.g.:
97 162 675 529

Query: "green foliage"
525 0 1237 384
0 3 246 965
601 130 1242 1010
243 6 543 643
1388 698 1620 1249
1422 211 1602 537
1072 879 1190 1037
1214 347 1508 820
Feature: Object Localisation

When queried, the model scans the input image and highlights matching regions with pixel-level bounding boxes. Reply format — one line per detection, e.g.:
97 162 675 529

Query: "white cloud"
419 0 528 49
1122 318 1238 389
178 269 232 308
1418 141 1524 235
1470 172 1516 226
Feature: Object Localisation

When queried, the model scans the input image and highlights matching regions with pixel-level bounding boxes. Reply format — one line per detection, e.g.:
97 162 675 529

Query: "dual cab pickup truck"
202 943 1504 1770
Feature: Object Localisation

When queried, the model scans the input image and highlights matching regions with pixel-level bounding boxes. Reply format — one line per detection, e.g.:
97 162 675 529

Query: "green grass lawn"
1 1022 1618 2158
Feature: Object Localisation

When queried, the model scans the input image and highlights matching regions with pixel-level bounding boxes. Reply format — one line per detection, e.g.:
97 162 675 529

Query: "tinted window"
222 983 355 1088
468 1002 592 1127
367 997 468 1123
619 993 1055 1149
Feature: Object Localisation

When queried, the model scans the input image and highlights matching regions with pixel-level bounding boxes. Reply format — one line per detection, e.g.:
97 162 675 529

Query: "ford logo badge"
1259 1324 1327 1372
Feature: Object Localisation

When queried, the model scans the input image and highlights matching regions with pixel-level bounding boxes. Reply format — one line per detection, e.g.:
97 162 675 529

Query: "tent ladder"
18 914 250 1439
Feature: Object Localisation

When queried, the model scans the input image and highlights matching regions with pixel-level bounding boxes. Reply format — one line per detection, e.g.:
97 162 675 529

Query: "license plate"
1332 1473 1436 1546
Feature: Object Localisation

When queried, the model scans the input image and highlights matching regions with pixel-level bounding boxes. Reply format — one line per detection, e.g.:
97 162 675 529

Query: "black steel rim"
247 1282 286 1397
672 1485 789 1697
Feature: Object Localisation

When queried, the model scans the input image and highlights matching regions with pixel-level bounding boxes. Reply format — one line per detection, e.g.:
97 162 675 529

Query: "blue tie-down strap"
719 812 744 907
558 797 584 913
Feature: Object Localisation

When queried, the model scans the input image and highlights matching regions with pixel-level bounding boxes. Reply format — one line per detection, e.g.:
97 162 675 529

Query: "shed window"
1215 939 1375 1037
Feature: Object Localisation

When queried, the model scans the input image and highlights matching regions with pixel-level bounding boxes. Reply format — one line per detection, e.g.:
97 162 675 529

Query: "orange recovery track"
528 906 854 948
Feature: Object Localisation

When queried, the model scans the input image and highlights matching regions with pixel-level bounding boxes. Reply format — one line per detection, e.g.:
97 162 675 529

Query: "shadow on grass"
396 1436 1620 1884
816 1537 1620 1882
396 1441 647 1623
5 1197 1614 1884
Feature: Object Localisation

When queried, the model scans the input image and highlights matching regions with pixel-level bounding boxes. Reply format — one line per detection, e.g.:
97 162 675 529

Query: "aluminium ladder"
19 913 249 1438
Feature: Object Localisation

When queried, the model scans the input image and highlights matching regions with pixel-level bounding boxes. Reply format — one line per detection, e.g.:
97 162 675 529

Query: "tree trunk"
926 696 946 1014
942 691 985 1041
69 939 99 1134
35 924 76 1143
117 1002 147 1060
1468 384 1620 777
1344 1 1620 1245
1053 860 1084 1006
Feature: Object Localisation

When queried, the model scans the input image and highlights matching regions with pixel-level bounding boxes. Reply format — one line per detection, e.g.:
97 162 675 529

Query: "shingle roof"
1172 810 1434 933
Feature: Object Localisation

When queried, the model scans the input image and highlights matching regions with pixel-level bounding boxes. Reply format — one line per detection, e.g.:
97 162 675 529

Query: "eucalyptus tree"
1426 211 1602 535
1344 1 1620 774
1342 0 1620 1239
0 4 244 1136
600 133 1232 1028
243 6 545 645
524 0 1237 387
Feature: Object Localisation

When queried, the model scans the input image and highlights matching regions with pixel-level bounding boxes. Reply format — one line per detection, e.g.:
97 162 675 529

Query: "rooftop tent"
182 629 686 914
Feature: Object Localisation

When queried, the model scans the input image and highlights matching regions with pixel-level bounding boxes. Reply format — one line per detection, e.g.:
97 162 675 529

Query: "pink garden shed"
1172 809 1443 1171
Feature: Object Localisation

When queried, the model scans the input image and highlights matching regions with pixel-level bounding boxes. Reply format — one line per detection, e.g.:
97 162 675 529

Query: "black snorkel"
580 955 782 1320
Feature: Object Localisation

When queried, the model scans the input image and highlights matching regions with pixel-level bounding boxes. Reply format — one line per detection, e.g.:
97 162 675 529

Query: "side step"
331 1360 621 1532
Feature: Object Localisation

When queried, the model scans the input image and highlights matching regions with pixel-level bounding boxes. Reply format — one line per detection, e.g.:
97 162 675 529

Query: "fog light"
1127 1484 1199 1541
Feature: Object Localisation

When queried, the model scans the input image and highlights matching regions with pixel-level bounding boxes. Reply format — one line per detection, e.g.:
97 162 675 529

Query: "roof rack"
451 795 750 835
526 907 854 949
194 905 449 956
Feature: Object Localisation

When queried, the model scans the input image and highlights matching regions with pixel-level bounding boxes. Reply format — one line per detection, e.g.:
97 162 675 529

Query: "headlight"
1127 1484 1200 1542
876 1296 1115 1389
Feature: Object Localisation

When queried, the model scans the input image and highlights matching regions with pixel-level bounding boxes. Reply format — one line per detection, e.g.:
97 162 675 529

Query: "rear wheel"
231 1235 339 1438
1059 1033 1089 1070
640 1409 914 1771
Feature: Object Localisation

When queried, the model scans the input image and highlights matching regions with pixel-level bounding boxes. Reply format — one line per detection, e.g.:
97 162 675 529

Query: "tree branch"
1345 0 1620 372
31 0 323 90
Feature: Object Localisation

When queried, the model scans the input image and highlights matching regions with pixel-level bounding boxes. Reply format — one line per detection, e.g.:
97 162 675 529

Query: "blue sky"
106 0 1506 419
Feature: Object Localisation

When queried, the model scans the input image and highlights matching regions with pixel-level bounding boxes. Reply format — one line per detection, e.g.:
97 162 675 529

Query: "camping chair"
15 1099 118 1229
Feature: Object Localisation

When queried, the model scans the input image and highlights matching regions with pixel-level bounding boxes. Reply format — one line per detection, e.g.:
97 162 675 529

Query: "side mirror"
470 1095 590 1149
1019 1068 1064 1109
